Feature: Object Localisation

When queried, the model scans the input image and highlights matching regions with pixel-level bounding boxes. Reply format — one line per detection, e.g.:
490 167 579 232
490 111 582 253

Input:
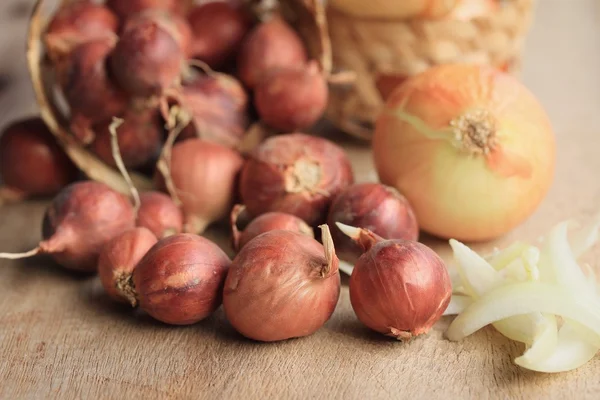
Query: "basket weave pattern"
326 0 536 139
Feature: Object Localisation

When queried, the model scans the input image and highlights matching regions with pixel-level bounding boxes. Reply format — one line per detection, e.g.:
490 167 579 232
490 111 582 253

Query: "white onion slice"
515 321 599 373
486 241 531 270
446 281 600 342
570 213 600 259
338 260 354 277
513 314 558 365
538 222 595 298
443 295 472 316
492 313 550 345
449 239 501 296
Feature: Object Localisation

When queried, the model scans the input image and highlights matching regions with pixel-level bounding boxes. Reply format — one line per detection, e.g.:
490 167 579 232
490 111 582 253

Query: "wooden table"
1 1 600 398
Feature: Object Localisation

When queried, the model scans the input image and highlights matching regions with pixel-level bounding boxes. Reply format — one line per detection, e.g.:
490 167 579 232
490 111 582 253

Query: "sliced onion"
513 314 558 365
446 281 600 342
449 239 501 297
443 295 472 316
515 321 599 373
570 213 600 259
485 241 531 270
538 222 596 298
339 260 354 276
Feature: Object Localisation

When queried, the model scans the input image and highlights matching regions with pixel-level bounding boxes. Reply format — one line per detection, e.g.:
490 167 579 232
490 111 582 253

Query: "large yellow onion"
373 64 556 241
327 0 461 20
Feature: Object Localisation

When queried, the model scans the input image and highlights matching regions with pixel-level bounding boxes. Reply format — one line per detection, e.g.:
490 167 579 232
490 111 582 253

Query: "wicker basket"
325 0 536 140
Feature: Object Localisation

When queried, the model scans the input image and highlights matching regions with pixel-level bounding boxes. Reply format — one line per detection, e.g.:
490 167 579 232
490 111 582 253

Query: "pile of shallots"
0 0 453 343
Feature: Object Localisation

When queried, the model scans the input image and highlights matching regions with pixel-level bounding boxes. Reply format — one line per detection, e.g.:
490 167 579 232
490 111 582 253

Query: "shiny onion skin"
106 0 186 21
188 2 252 68
45 1 118 62
137 192 183 238
0 118 77 197
125 10 193 56
40 181 135 272
255 61 328 132
133 234 231 325
374 64 556 241
178 73 249 148
56 37 128 145
327 183 419 263
230 205 314 251
154 139 244 234
90 108 163 169
110 13 184 97
237 18 308 88
239 133 354 226
223 227 340 342
343 226 451 340
98 227 158 305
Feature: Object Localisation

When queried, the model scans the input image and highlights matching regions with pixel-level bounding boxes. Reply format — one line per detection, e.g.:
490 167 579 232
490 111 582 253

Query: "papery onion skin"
223 229 340 342
178 73 249 148
133 234 231 325
129 10 193 56
347 228 452 340
41 181 136 272
188 2 252 69
98 227 158 305
0 118 77 197
56 37 128 145
106 0 186 21
231 206 314 251
155 139 244 234
90 108 163 169
373 64 556 241
255 61 328 132
137 192 183 238
45 1 118 62
237 18 308 88
239 133 354 226
110 13 184 97
328 182 419 263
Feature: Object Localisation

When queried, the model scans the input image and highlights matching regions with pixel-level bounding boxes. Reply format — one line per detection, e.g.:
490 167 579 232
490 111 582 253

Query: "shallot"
137 191 183 238
223 225 340 341
0 181 135 273
98 227 158 305
328 182 419 263
0 117 77 199
338 223 451 340
239 133 354 226
133 234 231 325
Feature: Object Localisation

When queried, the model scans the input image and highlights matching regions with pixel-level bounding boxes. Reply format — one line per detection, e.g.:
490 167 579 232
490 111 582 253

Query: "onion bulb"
338 224 451 340
373 64 556 241
223 225 341 342
155 138 244 234
239 133 354 226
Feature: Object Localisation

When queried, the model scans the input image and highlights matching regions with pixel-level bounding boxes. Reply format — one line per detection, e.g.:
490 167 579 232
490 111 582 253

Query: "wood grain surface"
1 1 600 399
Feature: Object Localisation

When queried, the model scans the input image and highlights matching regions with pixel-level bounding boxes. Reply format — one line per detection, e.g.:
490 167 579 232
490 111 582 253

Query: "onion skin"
137 192 183 238
155 139 244 234
346 228 452 340
56 37 128 145
178 73 249 148
110 13 184 97
0 118 77 197
223 229 340 342
45 1 118 62
255 61 328 132
106 0 186 21
127 10 193 56
98 227 158 305
90 108 163 169
133 234 231 325
188 2 252 69
239 133 354 226
237 18 308 88
231 205 314 251
328 183 419 263
40 181 136 273
373 64 556 241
